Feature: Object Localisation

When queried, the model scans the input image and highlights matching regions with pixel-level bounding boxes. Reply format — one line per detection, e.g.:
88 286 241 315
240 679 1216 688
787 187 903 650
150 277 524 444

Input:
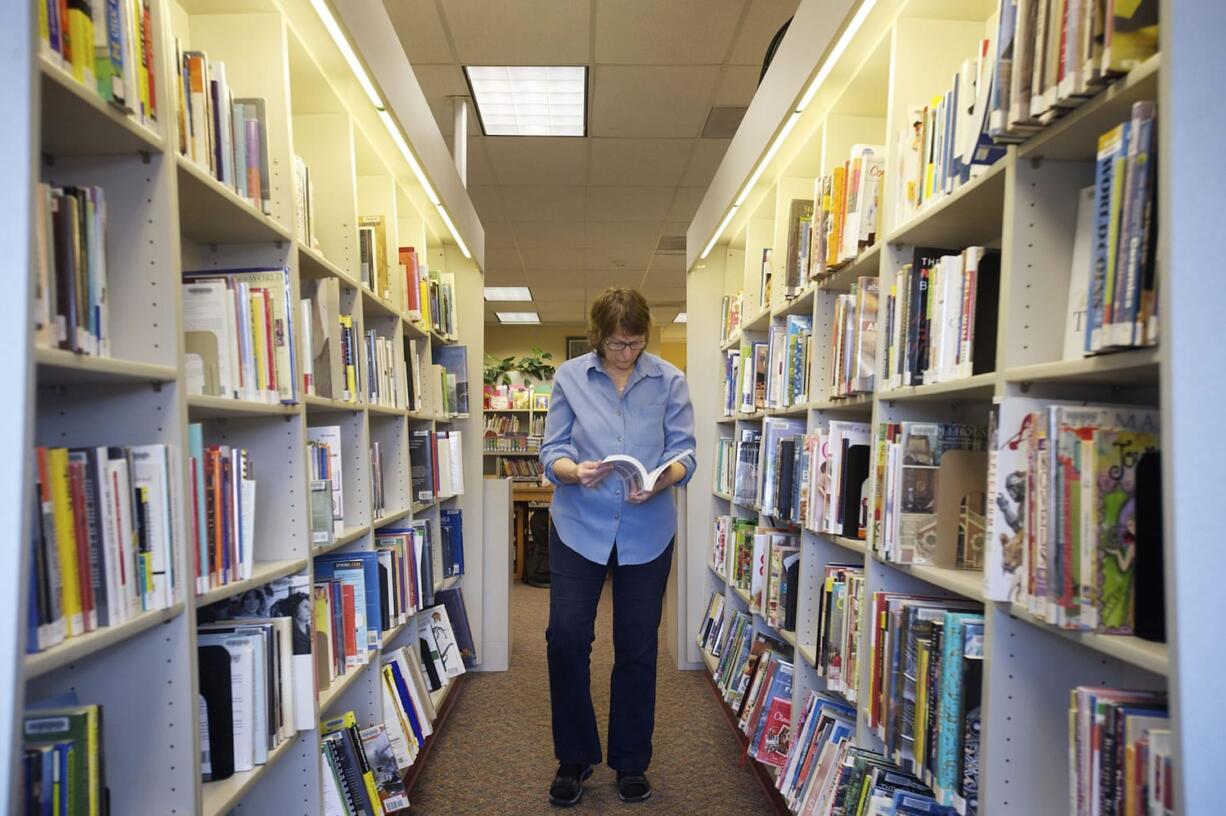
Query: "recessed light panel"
496 312 541 324
484 287 533 302
464 66 587 137
673 312 688 323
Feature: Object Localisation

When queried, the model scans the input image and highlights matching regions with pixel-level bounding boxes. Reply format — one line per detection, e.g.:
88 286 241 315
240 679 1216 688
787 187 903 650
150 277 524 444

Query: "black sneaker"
616 771 652 803
549 762 594 807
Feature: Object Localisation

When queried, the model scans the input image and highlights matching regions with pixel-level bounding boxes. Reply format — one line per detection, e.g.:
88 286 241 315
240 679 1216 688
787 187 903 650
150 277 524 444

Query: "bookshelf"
681 0 1218 813
13 0 489 812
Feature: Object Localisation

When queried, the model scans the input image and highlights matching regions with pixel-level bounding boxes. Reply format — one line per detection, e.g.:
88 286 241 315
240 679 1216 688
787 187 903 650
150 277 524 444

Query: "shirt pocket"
630 402 667 447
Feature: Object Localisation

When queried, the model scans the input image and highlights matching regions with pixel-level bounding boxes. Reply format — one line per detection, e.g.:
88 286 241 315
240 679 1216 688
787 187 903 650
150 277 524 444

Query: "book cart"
679 0 1221 812
8 0 490 811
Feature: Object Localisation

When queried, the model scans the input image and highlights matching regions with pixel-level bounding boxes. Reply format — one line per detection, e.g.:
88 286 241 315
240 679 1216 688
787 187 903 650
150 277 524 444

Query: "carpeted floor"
406 580 775 815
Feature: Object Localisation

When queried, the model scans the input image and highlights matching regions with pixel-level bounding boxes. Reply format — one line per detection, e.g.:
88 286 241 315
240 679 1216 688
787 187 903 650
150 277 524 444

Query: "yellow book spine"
250 293 268 394
419 279 430 329
362 769 385 816
342 315 357 398
915 643 930 772
48 448 83 637
87 707 100 816
135 0 149 117
38 0 49 52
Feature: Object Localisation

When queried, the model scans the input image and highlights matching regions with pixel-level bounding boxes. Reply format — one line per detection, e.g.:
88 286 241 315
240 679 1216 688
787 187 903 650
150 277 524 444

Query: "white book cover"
240 475 256 581
308 425 344 531
92 447 123 626
1063 185 1095 360
183 280 235 397
447 432 464 496
320 743 348 816
435 434 454 500
299 298 315 396
106 454 141 620
601 449 694 493
129 444 173 610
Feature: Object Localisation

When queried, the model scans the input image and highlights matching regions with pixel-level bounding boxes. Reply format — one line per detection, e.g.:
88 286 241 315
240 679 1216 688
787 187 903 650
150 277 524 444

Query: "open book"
601 449 694 492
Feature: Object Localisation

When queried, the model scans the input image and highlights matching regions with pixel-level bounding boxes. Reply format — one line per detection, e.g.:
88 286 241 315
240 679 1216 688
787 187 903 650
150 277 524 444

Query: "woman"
538 287 696 806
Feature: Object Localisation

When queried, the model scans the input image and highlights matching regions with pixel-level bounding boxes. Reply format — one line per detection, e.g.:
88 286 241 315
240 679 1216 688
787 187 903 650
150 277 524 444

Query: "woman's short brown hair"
587 287 652 357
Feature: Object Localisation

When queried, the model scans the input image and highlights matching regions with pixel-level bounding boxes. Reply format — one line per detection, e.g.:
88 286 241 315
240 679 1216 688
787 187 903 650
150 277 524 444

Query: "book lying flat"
601 449 694 492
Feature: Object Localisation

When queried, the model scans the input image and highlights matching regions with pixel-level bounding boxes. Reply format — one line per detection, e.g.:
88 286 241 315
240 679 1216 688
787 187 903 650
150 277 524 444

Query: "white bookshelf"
682 0 1216 813
14 0 488 812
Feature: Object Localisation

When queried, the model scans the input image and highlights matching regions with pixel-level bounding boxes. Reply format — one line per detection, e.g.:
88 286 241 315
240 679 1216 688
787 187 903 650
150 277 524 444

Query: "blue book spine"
935 613 978 801
1087 125 1125 352
387 660 425 744
1117 104 1155 347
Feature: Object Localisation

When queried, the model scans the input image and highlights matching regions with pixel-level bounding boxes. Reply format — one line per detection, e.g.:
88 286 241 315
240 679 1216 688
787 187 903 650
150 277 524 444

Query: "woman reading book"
538 287 696 806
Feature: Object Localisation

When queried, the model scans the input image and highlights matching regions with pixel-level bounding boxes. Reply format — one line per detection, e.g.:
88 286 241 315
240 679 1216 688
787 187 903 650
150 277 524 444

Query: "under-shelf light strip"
700 0 879 257
314 0 472 258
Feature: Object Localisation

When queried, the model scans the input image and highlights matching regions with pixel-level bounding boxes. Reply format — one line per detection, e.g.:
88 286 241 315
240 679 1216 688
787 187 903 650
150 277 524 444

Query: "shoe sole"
549 767 594 807
617 789 653 804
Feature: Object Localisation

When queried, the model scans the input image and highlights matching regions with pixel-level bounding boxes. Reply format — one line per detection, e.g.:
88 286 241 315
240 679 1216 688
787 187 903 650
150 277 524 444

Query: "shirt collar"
586 350 662 378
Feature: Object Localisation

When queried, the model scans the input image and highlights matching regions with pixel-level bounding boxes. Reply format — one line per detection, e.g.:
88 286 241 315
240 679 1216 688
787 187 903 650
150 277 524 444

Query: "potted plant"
515 347 556 385
484 354 516 387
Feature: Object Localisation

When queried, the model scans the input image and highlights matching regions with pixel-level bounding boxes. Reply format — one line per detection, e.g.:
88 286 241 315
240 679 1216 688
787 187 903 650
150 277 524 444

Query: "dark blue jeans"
546 525 674 772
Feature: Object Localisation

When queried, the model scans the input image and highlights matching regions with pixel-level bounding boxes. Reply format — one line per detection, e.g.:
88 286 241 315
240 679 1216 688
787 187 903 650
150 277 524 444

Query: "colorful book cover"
1092 428 1157 633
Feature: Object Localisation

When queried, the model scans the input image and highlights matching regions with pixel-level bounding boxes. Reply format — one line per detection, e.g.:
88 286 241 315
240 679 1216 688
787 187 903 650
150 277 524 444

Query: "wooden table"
512 483 554 580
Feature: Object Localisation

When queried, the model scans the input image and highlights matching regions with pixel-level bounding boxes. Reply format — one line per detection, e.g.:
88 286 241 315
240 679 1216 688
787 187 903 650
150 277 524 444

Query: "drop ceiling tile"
383 0 455 64
513 222 587 249
584 247 653 272
483 247 525 274
520 248 586 271
589 139 693 187
727 0 800 65
714 64 762 106
594 0 747 64
524 285 585 302
465 139 500 187
468 185 506 222
682 138 731 187
483 138 588 186
666 187 707 222
525 268 589 288
441 0 591 64
650 253 687 272
585 186 675 222
483 221 519 249
499 187 587 222
483 267 527 285
590 66 720 139
584 221 662 251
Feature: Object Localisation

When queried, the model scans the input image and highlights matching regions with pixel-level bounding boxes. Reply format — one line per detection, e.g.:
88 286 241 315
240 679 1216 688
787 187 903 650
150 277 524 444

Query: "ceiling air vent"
702 106 747 139
655 235 687 254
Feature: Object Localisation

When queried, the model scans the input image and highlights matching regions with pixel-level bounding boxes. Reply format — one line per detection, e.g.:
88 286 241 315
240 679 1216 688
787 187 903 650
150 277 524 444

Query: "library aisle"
409 582 771 815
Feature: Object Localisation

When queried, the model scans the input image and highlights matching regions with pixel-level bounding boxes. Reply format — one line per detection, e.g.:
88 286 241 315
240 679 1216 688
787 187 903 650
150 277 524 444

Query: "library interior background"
7 0 1222 814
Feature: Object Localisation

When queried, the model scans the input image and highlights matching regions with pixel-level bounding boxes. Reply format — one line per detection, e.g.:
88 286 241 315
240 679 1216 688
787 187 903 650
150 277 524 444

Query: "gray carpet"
406 580 774 815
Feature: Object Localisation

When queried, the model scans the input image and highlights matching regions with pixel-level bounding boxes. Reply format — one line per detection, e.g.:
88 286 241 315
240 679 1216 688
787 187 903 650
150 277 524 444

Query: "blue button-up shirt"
539 351 697 565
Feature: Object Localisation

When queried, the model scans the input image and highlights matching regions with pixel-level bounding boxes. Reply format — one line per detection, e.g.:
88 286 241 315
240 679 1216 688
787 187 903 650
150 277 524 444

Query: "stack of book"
985 400 1162 639
321 710 409 815
1069 686 1170 816
315 552 385 675
173 50 271 214
372 525 432 628
29 444 175 653
869 421 987 566
377 645 437 777
182 267 299 404
866 594 985 810
196 570 314 782
811 144 885 277
427 271 458 339
988 0 1158 141
765 315 813 409
827 277 879 398
358 215 391 302
895 40 1003 228
720 349 741 416
781 198 815 300
713 436 735 495
22 698 108 815
719 291 744 346
498 458 543 481
364 330 404 409
432 346 470 415
187 424 255 594
722 516 757 595
732 427 762 505
308 425 344 539
810 564 865 702
40 0 159 125
294 155 319 250
804 421 872 539
34 184 110 357
880 247 1000 390
734 637 796 767
409 429 466 503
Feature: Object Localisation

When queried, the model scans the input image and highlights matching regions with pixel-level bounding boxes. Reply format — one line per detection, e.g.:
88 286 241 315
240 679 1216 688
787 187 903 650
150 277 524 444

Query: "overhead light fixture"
379 110 440 205
310 0 383 109
673 312 688 323
464 65 587 137
435 204 472 259
496 312 541 324
700 204 739 260
484 287 533 301
796 0 879 112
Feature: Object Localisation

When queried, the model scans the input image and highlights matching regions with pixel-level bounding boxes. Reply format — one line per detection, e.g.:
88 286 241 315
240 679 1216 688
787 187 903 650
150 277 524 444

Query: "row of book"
895 40 1003 229
371 441 387 519
39 0 158 126
812 564 865 702
984 399 1162 639
827 277 878 398
712 519 801 626
28 444 175 654
869 421 987 567
322 710 409 815
988 0 1157 141
308 425 344 543
482 413 544 436
410 429 466 504
173 49 271 215
1070 686 1171 816
810 144 885 278
880 248 999 390
719 291 744 346
295 154 320 251
188 426 255 594
713 436 735 496
495 457 543 482
359 215 394 304
483 384 551 412
723 316 814 416
365 331 402 410
34 184 110 358
183 267 298 404
482 435 540 454
21 697 107 816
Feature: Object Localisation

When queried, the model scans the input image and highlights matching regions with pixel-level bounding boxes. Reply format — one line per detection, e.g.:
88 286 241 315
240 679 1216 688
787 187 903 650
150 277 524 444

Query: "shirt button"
617 435 622 441
617 410 622 417
614 513 620 520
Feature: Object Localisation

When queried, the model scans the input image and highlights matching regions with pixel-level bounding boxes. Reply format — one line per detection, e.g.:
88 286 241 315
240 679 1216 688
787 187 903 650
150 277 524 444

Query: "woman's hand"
575 460 613 488
626 461 685 503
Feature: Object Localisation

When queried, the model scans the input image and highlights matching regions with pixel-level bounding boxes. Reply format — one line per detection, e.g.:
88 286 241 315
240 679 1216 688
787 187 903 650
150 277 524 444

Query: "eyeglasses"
604 338 647 352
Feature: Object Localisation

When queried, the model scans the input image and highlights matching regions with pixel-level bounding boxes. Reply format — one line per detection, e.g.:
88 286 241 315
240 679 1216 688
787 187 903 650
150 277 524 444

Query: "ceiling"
382 0 799 325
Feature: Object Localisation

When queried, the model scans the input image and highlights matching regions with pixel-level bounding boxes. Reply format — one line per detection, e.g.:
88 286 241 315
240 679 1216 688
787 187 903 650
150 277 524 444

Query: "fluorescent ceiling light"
484 287 533 301
734 111 801 207
673 312 688 323
796 0 879 112
700 204 739 260
464 66 587 137
435 204 472 259
496 312 541 324
310 0 383 109
379 110 439 205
